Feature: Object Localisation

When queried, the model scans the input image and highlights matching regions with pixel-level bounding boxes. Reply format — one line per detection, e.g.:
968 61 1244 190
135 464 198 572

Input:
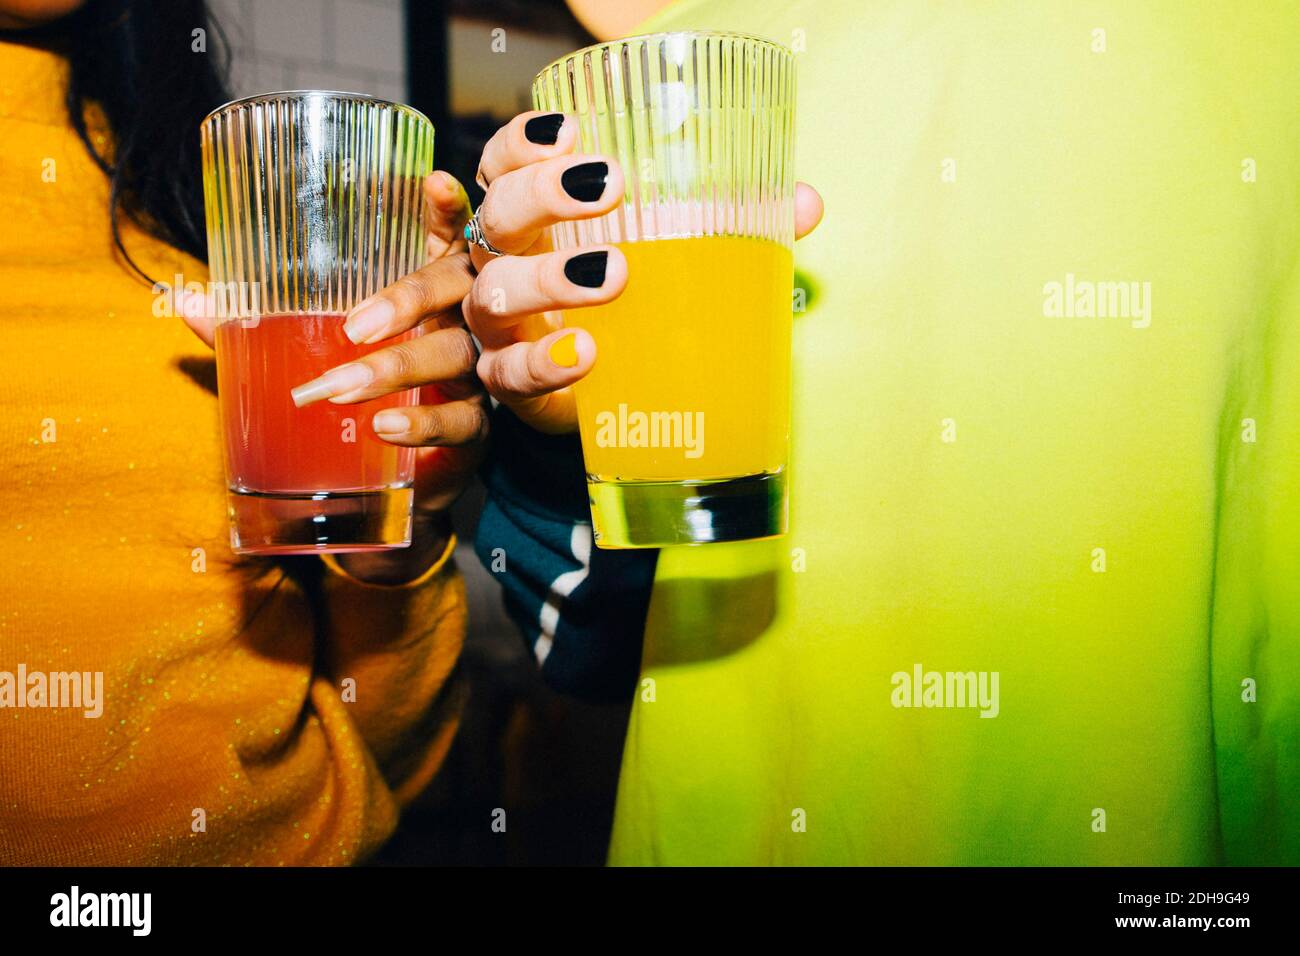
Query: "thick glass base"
227 487 414 555
588 471 786 549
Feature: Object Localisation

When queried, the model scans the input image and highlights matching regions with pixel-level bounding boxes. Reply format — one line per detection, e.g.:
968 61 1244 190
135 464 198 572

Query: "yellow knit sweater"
0 40 465 865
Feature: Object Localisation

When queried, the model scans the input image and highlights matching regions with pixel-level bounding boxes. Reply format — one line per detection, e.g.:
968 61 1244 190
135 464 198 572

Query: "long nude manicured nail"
548 332 578 368
372 411 410 436
343 299 395 344
291 363 373 407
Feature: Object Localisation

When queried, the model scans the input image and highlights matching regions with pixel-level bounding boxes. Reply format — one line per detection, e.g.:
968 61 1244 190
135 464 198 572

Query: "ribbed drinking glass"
533 32 797 548
201 91 434 554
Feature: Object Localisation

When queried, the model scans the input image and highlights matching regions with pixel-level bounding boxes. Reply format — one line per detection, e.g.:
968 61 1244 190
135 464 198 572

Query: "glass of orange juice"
533 32 797 548
201 92 434 554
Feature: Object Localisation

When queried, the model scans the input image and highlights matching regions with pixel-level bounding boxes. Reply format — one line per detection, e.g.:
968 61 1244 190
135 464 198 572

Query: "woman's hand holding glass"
183 170 486 582
461 110 825 434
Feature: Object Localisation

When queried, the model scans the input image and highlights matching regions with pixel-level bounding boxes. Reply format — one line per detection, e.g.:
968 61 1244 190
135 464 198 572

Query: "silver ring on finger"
464 210 505 257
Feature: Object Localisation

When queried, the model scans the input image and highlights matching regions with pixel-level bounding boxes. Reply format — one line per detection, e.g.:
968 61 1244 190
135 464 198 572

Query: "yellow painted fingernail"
548 332 578 368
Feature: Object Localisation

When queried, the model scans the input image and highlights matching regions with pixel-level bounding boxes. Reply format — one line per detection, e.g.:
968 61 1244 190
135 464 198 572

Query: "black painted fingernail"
564 251 608 288
524 113 564 145
561 161 609 203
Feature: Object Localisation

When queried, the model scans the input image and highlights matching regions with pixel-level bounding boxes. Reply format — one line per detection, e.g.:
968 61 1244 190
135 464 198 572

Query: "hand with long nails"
457 110 825 434
181 171 484 583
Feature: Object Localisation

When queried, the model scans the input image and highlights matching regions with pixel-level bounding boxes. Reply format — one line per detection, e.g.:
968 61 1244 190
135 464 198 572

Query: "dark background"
395 0 628 867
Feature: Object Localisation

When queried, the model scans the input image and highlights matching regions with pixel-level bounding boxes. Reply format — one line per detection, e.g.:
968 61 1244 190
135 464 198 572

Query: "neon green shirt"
609 0 1300 865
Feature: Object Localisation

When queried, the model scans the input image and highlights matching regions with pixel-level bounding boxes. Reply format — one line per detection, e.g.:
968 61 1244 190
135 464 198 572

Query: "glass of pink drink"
201 92 434 554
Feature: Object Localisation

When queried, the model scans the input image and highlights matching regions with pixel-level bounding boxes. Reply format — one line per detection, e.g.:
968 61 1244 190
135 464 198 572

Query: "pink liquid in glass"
215 312 418 494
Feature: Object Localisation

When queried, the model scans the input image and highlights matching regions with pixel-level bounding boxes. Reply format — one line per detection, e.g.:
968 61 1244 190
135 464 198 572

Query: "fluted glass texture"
200 92 434 317
532 31 796 249
531 33 798 548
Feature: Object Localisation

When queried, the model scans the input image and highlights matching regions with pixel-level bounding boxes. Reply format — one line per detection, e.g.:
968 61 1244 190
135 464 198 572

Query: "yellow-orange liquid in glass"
563 235 794 485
